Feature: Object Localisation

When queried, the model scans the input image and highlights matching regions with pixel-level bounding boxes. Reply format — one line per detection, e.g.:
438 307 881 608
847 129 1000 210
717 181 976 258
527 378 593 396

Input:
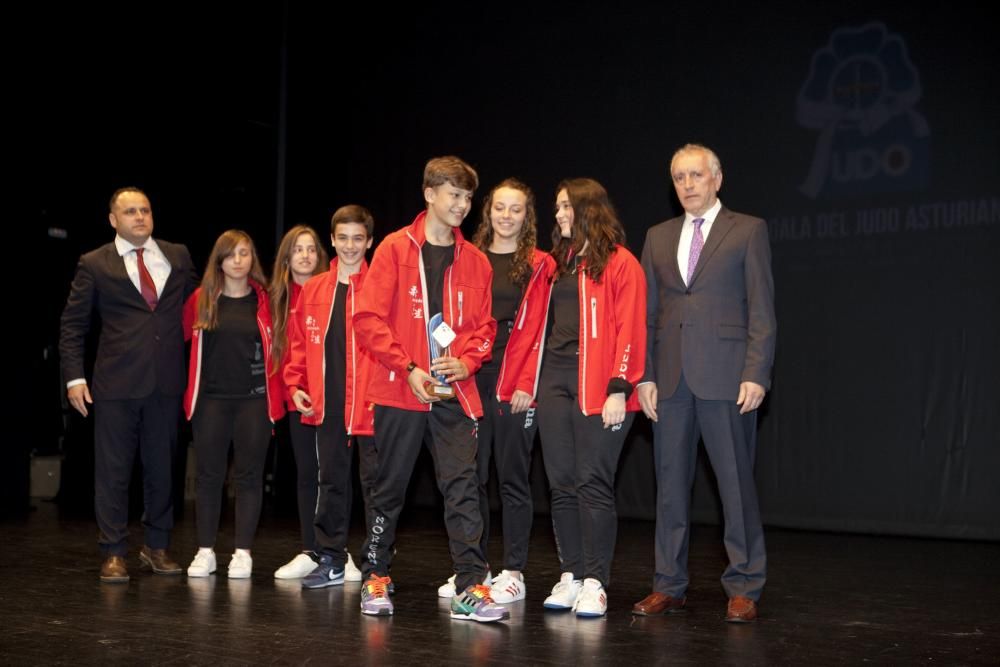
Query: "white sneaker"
574 578 607 617
543 572 583 609
437 570 493 598
187 548 217 578
489 569 526 603
344 552 362 582
228 550 253 579
274 552 318 579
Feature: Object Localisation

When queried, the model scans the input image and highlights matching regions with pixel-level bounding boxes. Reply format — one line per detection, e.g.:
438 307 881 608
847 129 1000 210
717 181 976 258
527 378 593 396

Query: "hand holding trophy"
427 313 457 399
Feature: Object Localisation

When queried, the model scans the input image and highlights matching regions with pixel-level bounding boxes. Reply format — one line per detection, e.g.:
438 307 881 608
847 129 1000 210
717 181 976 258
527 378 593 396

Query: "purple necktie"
135 248 159 310
686 218 705 284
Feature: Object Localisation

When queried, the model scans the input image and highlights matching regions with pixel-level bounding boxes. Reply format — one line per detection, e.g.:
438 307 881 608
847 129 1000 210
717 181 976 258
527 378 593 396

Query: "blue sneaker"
451 584 510 623
361 575 394 616
301 554 345 589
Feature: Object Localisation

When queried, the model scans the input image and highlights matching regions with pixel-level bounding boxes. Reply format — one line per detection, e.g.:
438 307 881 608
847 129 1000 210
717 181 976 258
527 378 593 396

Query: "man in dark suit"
60 187 197 582
632 144 776 623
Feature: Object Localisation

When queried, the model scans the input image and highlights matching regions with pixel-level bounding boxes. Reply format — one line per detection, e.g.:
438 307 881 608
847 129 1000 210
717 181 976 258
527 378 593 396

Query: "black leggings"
475 369 537 571
287 412 319 551
192 397 272 549
536 361 633 587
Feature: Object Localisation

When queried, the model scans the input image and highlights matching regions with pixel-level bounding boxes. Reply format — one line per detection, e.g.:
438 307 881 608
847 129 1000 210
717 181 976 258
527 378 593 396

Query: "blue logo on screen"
797 22 930 199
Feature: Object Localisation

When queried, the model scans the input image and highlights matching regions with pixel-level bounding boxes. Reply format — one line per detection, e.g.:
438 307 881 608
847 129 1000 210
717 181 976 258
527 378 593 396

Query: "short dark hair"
109 187 149 211
331 204 375 238
422 156 478 192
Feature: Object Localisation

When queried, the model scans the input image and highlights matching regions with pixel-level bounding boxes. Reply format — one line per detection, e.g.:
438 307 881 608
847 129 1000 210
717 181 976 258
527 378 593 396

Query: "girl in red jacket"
436 178 546 603
499 178 646 617
268 225 343 581
183 230 285 579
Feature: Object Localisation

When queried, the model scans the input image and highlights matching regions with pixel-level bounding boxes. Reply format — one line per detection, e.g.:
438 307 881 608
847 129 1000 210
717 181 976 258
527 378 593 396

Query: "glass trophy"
427 312 456 399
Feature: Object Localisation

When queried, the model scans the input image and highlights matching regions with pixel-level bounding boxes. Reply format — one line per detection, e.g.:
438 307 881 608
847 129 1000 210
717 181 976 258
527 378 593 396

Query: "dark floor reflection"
2 502 998 665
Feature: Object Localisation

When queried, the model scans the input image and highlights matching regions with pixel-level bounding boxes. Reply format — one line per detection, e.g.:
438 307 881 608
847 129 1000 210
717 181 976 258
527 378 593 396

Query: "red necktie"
135 248 159 310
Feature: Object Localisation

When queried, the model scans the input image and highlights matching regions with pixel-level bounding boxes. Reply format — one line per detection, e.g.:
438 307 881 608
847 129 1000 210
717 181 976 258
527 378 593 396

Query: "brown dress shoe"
725 596 758 623
139 546 182 575
632 591 687 615
100 556 130 583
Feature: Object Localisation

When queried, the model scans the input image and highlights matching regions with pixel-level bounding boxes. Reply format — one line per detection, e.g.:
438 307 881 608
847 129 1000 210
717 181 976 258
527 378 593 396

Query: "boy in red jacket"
284 205 377 589
353 156 507 623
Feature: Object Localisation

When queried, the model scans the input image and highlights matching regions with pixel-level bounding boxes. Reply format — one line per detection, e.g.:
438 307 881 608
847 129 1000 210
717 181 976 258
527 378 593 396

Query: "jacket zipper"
590 297 598 339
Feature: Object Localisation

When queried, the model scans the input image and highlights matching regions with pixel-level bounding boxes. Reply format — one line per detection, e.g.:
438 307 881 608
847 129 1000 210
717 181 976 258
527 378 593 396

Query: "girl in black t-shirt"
183 230 284 580
435 178 545 603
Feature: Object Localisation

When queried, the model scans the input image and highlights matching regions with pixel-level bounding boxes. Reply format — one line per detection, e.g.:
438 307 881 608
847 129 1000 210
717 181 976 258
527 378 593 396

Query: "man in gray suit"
632 144 776 623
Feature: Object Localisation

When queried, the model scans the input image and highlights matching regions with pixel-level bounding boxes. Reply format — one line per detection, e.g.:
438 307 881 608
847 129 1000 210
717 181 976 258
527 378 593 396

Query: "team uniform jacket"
497 246 647 415
485 248 548 386
283 259 375 436
353 211 497 420
182 280 286 422
276 281 304 412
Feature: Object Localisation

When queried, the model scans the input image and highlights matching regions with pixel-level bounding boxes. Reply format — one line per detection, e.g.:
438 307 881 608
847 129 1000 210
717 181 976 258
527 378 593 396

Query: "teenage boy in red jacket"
353 156 507 623
284 205 377 589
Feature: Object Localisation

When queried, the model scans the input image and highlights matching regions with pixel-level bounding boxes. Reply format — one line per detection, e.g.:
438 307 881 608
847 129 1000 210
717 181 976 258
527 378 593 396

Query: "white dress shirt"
677 198 723 286
114 234 172 297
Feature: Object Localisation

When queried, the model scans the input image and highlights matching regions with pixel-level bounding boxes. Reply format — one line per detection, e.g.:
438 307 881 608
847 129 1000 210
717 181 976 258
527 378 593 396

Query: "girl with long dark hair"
499 178 646 616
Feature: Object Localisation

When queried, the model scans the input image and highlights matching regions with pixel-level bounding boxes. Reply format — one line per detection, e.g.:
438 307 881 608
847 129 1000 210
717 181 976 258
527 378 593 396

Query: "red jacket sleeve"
512 255 555 397
609 249 647 389
457 262 496 376
182 289 200 343
353 239 413 374
283 287 308 395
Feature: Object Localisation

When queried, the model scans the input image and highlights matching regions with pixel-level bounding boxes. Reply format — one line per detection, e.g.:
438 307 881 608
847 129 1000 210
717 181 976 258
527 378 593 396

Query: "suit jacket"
59 239 198 401
640 207 776 401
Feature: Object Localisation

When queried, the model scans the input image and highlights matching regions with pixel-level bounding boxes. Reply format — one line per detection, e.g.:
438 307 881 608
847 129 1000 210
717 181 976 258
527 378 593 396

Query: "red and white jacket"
354 212 497 419
283 260 375 436
182 280 286 422
497 246 647 415
276 280 304 412
487 248 548 387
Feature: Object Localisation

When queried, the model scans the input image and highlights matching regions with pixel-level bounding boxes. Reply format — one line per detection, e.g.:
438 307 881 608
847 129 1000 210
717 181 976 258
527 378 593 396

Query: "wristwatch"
406 361 417 374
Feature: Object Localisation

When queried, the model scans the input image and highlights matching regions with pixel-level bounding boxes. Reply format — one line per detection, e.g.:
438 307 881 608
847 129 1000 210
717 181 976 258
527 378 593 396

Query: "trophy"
427 312 456 399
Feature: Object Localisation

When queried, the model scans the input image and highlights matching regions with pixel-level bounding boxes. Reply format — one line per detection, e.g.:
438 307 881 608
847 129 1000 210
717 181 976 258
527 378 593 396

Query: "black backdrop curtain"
33 2 998 539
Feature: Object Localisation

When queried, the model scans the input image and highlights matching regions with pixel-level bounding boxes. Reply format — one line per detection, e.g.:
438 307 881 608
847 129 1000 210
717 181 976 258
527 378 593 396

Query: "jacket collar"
407 210 467 257
329 257 369 282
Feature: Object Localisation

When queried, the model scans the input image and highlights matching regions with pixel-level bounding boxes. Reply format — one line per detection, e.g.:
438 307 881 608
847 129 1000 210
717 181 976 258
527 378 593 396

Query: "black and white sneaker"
301 554 345 589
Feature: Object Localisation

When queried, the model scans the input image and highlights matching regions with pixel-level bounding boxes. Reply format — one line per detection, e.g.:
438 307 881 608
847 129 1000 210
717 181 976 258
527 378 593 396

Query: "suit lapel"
103 244 145 306
690 208 735 285
664 218 685 287
158 241 184 296
104 243 130 280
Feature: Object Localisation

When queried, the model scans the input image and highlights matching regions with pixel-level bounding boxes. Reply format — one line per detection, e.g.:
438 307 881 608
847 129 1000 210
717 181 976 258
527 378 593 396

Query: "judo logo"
306 315 321 344
409 285 423 319
797 22 929 199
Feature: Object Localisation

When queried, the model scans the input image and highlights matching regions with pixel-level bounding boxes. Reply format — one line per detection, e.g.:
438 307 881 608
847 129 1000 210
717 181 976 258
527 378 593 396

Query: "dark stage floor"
2 502 998 665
